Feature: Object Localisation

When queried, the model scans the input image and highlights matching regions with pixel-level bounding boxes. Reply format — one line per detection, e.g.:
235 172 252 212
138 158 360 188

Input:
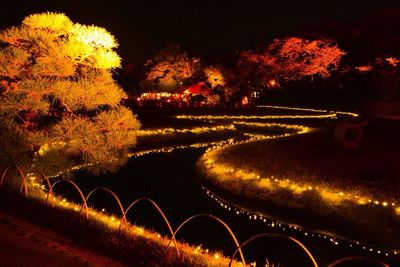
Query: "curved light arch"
50 179 88 217
85 187 127 225
124 197 179 254
38 171 54 206
16 167 28 197
0 167 11 186
168 213 246 266
228 233 318 267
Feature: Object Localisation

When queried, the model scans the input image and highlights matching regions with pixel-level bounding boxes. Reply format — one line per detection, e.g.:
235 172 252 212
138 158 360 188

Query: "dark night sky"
2 0 400 66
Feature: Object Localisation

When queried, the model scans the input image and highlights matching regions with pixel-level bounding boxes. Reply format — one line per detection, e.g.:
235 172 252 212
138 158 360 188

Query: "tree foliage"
0 13 140 179
238 37 346 85
204 66 226 89
140 44 200 92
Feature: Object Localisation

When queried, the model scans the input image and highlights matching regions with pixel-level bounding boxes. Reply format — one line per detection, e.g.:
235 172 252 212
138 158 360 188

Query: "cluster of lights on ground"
23 105 398 266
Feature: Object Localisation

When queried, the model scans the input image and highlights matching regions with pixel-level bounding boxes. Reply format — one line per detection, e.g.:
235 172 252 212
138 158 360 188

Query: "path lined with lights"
201 154 399 212
189 106 399 261
131 105 399 262
137 125 236 136
257 105 359 118
10 105 398 266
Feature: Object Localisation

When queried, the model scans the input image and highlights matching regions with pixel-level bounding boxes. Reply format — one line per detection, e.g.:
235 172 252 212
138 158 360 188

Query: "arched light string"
12 177 243 265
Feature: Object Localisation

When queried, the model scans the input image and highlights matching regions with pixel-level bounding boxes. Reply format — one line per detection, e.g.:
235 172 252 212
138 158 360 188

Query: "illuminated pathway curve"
30 105 398 265
125 105 398 261
127 105 399 262
189 106 400 261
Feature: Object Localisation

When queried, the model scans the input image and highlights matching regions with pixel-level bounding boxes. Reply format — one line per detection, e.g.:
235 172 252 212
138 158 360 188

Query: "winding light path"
7 105 396 266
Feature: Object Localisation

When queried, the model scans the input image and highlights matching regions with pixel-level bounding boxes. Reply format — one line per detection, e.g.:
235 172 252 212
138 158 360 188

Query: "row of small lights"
127 138 237 158
199 133 400 258
131 122 309 159
257 105 359 118
176 114 337 121
202 157 399 213
233 121 311 132
37 138 240 182
198 119 400 217
36 104 355 165
22 179 243 266
137 124 236 136
133 122 308 160
202 186 399 259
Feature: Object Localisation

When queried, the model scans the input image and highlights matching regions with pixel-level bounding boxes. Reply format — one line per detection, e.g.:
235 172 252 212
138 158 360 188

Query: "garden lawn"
197 123 400 250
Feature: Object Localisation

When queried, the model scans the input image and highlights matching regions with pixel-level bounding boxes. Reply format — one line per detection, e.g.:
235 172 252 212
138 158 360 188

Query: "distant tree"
202 65 243 104
221 85 241 103
140 44 200 92
204 66 226 89
238 37 346 86
0 13 141 181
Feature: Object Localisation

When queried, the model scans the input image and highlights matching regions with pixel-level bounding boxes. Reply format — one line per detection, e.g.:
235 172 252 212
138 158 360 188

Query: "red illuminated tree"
238 37 346 86
0 13 141 182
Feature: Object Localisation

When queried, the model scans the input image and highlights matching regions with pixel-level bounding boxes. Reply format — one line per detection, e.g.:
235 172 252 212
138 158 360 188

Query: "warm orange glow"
204 66 226 89
241 96 248 105
386 57 399 67
138 92 188 102
268 79 278 88
355 65 373 72
203 153 397 212
239 37 345 81
396 207 400 216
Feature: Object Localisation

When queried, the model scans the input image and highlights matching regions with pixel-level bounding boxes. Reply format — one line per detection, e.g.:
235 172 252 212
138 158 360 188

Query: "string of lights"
137 125 236 136
257 105 359 117
202 186 398 258
201 155 398 211
176 114 337 120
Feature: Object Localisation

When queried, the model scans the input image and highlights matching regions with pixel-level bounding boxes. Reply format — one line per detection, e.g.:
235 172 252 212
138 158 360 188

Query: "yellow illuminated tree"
140 44 200 92
204 66 226 89
0 13 140 181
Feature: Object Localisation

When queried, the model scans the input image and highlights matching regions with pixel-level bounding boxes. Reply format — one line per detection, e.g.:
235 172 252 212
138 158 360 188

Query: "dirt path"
0 212 126 267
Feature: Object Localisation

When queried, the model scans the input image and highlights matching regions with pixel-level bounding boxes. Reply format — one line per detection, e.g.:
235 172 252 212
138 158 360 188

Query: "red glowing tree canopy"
238 37 346 85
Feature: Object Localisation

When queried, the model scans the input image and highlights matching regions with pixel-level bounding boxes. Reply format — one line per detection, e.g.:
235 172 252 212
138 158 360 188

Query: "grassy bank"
0 185 241 267
197 128 400 252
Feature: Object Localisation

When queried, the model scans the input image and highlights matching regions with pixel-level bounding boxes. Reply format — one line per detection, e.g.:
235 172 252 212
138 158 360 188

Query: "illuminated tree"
0 13 140 181
140 44 200 92
204 66 226 89
238 37 346 86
